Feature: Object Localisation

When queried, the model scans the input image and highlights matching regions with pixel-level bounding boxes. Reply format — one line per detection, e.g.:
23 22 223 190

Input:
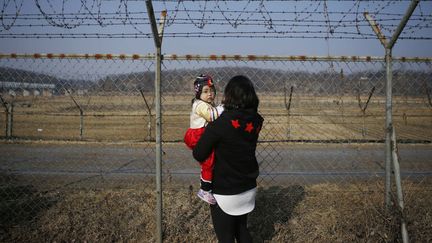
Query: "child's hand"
216 105 224 115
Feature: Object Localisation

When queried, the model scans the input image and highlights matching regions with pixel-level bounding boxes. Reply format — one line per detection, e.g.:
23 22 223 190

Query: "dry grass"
2 94 432 142
1 180 431 242
1 94 431 241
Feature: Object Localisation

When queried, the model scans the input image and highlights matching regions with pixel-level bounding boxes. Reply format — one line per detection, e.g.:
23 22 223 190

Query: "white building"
0 81 56 97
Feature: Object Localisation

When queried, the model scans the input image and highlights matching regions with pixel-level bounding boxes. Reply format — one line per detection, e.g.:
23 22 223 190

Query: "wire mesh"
0 54 431 241
159 57 432 188
0 56 158 241
0 55 156 141
1 1 431 241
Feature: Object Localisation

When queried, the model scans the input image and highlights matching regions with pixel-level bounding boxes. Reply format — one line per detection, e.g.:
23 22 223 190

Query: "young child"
184 74 223 205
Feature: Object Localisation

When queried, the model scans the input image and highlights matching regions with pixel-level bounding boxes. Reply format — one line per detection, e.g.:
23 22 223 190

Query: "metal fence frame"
113 1 424 240
145 0 418 241
1 51 431 242
0 0 428 241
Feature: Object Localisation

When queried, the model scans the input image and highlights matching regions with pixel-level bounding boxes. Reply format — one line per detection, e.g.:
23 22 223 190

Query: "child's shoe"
197 189 216 205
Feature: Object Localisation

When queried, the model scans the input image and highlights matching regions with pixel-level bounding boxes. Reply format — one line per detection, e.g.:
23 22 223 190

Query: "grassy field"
1 94 431 142
1 178 431 242
1 93 431 242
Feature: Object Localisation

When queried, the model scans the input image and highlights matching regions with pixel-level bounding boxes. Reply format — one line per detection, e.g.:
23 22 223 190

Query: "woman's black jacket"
193 108 264 195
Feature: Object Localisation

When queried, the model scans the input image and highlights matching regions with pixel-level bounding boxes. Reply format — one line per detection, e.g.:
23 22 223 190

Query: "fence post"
391 127 409 243
365 2 418 242
384 47 393 208
140 89 153 141
146 1 166 242
425 79 432 109
363 12 392 205
357 86 375 137
0 95 13 138
79 110 84 140
284 85 293 139
66 89 84 140
7 102 13 138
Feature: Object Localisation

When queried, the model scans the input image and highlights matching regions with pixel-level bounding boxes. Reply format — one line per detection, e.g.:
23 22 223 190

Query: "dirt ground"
1 179 431 243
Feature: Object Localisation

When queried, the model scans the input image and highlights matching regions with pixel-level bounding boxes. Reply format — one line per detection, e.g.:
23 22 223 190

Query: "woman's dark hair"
223 75 259 111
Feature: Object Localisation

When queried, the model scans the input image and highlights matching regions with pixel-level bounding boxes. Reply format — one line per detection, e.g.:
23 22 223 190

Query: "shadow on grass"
0 174 57 240
249 185 305 242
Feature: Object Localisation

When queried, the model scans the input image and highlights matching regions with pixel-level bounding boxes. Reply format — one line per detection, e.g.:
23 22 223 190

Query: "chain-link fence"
1 54 431 241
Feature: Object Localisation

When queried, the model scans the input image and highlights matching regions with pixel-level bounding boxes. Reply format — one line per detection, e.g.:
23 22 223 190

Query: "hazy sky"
1 0 431 57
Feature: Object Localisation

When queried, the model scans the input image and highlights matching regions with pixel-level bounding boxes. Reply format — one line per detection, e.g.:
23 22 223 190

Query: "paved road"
1 142 431 184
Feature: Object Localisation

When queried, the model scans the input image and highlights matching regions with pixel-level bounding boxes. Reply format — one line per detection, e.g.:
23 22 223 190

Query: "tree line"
1 66 430 97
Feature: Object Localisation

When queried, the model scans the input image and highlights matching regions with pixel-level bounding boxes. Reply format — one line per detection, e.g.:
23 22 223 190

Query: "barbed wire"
0 0 431 39
5 32 431 40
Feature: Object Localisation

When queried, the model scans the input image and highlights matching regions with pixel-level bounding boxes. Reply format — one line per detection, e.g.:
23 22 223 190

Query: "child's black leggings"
210 204 253 243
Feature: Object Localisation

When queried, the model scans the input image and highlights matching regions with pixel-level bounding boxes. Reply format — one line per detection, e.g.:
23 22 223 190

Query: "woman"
193 75 264 243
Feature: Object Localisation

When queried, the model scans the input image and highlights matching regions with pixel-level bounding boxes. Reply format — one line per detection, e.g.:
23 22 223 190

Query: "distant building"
23 89 30 96
76 89 88 96
64 88 72 96
8 90 16 97
42 89 52 97
63 88 88 96
0 81 56 97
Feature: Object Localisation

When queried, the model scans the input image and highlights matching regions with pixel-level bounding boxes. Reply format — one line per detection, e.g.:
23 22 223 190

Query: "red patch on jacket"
231 119 240 129
245 122 254 133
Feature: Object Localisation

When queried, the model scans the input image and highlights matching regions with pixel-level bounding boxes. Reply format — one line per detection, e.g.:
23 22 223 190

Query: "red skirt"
184 127 214 182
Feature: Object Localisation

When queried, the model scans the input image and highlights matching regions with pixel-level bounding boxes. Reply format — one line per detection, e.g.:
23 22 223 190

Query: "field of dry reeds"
1 177 431 242
0 93 431 242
